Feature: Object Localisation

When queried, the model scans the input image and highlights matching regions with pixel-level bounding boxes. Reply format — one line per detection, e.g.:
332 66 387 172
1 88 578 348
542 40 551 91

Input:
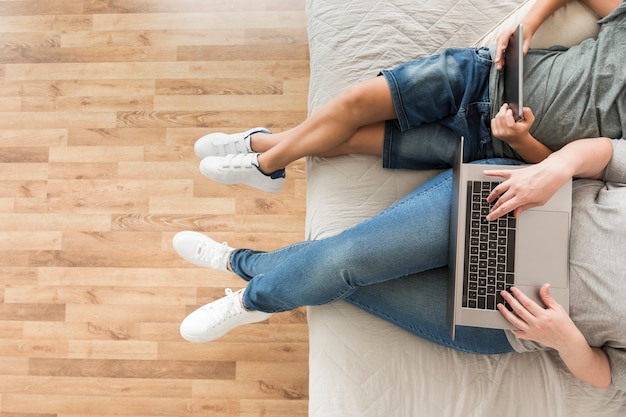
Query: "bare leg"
312 122 385 157
251 76 396 173
251 121 385 157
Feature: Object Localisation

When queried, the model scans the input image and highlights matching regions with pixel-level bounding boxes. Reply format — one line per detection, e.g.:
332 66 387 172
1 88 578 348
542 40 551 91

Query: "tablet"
503 24 524 120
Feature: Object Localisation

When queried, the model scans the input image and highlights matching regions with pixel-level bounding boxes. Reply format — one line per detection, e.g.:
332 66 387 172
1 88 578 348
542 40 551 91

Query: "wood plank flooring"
0 1 310 416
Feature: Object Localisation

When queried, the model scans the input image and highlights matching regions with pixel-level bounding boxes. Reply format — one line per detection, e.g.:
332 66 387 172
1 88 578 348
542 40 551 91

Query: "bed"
304 1 626 416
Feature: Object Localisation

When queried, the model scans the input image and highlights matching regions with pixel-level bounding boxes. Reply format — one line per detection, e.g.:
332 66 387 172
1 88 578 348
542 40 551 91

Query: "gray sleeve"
602 139 626 183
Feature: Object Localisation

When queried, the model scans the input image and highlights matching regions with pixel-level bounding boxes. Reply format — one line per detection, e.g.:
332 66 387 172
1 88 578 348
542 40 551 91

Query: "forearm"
484 137 613 219
544 137 613 179
558 331 612 388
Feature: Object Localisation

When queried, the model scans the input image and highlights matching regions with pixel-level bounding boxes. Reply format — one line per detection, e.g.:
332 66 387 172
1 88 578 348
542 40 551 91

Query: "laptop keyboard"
463 181 516 310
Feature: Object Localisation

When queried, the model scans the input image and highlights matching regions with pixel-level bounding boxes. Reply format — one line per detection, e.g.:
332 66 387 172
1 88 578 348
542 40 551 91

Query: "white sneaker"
173 231 233 272
180 288 272 343
194 127 271 158
199 153 285 193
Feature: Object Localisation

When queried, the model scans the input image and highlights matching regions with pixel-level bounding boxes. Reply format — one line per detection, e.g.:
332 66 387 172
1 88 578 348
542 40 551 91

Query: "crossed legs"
250 76 396 173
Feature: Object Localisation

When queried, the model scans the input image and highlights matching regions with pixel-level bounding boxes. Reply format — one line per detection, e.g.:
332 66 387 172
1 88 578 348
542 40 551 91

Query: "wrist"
544 152 576 178
507 132 552 163
521 17 540 38
506 131 533 148
555 325 588 358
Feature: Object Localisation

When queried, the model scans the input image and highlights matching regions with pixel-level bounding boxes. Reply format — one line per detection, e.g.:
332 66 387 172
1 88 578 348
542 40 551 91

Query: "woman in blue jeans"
173 137 618 390
173 0 625 389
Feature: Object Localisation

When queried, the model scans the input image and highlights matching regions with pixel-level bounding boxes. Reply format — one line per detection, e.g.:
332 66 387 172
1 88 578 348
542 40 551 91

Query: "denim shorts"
380 47 494 170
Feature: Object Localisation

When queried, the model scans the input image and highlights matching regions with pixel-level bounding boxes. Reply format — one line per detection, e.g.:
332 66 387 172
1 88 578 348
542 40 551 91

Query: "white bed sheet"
305 1 626 416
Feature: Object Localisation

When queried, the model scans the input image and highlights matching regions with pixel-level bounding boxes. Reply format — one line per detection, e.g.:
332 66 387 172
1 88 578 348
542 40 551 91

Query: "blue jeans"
381 47 494 170
228 160 520 354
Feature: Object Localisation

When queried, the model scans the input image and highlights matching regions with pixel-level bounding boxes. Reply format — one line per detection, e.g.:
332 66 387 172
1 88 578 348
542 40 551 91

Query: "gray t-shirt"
489 1 626 159
505 139 626 391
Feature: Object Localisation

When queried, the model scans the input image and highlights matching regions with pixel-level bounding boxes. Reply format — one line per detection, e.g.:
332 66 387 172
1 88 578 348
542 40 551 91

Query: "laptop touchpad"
515 210 569 288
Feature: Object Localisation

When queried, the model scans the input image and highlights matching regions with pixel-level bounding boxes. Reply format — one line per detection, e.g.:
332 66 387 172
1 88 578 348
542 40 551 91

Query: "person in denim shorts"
193 0 625 193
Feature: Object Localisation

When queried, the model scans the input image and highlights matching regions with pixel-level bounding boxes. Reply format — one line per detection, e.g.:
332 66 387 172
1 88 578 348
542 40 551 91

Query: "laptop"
503 24 524 120
447 137 571 339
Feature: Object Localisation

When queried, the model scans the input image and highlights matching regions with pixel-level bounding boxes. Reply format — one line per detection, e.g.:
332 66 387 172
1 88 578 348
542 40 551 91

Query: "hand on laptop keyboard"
482 159 571 220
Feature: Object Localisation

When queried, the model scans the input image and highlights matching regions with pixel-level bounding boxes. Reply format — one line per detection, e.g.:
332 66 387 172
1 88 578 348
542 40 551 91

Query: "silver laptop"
504 24 524 120
447 137 571 338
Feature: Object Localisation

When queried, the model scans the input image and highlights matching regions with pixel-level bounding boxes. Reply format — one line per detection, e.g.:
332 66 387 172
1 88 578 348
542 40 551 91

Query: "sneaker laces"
201 288 243 326
193 239 230 270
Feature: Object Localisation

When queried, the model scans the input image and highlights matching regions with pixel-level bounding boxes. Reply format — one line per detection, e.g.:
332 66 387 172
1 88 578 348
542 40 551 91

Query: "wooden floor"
0 1 310 416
